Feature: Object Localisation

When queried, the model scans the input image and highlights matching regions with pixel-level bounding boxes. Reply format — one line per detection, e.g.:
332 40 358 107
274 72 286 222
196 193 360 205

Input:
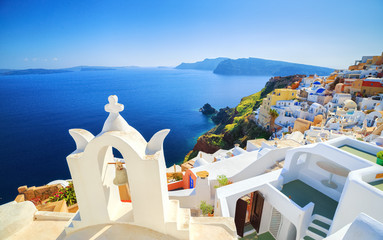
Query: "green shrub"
205 134 225 148
214 175 232 188
377 151 383 160
200 201 214 216
172 173 183 181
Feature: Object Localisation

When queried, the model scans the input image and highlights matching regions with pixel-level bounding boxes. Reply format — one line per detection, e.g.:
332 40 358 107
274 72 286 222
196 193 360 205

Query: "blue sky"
0 0 382 69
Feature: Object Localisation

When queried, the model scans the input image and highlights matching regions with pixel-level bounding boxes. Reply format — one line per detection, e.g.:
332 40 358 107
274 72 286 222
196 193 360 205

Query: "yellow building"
258 88 297 129
350 79 363 94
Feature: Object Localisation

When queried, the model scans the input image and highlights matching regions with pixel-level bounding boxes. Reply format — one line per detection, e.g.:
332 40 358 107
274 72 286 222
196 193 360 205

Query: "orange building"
360 80 383 96
182 169 197 189
334 83 345 93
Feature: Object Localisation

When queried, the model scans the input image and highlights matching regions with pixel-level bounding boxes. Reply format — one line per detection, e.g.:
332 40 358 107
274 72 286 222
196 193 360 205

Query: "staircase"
166 199 237 239
165 199 191 239
303 214 332 240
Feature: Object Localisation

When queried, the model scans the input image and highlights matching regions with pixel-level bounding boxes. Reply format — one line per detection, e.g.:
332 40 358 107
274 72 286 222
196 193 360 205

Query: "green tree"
269 109 279 131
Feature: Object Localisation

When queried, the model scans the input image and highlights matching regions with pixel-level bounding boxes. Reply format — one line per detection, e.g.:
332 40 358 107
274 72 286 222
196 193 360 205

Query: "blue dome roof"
316 88 325 94
313 81 321 85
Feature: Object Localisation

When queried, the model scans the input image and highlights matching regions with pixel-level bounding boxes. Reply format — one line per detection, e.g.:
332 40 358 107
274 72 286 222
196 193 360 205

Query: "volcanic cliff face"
184 74 305 162
213 58 333 76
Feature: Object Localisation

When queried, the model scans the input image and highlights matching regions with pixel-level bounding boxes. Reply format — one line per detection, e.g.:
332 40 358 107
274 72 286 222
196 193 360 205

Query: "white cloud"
53 57 58 61
24 58 29 61
32 58 37 62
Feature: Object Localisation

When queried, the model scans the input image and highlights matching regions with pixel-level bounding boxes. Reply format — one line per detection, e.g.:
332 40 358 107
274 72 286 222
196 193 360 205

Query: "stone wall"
16 184 60 203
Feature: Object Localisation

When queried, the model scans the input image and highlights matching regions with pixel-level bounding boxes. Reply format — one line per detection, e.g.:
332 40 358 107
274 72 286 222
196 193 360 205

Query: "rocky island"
199 103 217 115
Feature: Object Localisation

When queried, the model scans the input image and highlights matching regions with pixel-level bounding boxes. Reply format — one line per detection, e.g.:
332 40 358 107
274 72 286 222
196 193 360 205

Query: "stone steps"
302 214 332 240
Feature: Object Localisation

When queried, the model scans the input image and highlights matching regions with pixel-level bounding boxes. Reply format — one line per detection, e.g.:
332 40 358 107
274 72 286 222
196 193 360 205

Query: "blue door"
189 176 194 188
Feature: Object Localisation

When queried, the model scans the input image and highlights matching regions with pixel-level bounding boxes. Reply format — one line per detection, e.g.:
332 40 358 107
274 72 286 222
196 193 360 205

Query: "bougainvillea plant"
48 182 77 206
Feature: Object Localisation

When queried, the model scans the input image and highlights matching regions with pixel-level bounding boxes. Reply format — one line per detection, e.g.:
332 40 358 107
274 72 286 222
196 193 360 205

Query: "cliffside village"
255 52 383 146
2 53 383 240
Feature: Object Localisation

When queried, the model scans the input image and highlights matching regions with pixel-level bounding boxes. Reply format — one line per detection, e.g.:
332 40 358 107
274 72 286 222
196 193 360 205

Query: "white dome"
343 99 357 109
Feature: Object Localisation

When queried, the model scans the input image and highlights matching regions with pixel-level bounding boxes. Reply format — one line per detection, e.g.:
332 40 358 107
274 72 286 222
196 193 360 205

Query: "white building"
214 137 383 239
358 96 382 110
169 141 299 216
60 96 237 239
366 111 382 127
272 100 311 128
307 87 326 103
301 75 319 87
307 103 327 121
325 93 351 112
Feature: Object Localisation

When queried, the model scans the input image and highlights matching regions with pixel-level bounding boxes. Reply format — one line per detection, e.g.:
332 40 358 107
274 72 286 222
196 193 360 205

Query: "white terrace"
214 136 383 240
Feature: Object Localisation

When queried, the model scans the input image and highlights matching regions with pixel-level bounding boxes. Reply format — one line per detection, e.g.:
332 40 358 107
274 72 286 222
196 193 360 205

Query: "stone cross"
105 95 124 113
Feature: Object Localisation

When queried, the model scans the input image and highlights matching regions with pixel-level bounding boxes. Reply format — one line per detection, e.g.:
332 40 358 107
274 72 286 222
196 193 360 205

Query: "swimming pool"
369 179 383 191
338 145 377 163
281 180 338 219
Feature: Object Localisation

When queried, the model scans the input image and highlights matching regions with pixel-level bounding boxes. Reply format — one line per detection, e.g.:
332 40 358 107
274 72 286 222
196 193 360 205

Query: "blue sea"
0 68 269 203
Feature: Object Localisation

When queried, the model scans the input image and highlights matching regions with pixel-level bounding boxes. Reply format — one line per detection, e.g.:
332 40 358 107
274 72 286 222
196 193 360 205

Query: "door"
234 198 248 237
189 175 194 188
250 191 265 232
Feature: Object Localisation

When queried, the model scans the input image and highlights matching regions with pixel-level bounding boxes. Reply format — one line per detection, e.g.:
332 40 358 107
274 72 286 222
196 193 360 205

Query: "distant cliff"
184 74 305 162
175 57 229 71
213 58 334 76
1 66 120 76
1 69 72 75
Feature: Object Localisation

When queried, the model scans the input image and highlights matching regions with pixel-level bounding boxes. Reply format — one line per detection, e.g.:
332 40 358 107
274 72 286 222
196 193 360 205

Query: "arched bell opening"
94 141 139 223
111 147 131 203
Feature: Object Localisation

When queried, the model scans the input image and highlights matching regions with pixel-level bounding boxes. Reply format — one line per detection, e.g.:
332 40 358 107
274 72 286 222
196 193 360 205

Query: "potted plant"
200 201 214 216
376 151 383 166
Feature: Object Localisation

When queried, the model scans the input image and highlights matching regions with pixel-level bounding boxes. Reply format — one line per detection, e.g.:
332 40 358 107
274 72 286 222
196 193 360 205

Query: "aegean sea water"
0 68 269 203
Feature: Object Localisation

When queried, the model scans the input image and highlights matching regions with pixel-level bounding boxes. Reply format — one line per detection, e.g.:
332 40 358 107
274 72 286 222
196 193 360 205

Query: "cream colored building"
258 89 297 129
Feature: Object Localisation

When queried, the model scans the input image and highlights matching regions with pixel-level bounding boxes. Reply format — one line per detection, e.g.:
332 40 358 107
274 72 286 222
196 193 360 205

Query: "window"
292 93 294 95
297 153 307 165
